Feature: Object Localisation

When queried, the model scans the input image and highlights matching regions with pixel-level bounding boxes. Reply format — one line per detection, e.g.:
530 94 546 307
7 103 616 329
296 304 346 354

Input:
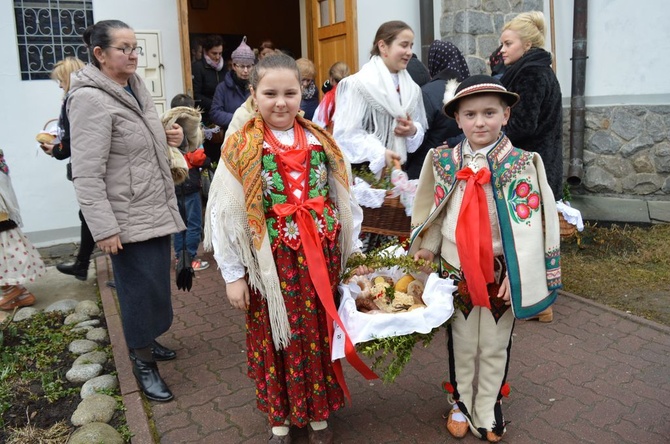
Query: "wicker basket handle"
42 118 58 131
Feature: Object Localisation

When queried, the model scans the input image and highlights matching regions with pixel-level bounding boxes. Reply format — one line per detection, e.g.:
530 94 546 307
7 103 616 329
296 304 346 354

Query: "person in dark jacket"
500 11 563 200
192 35 226 161
210 37 253 135
170 94 211 272
296 57 320 120
406 53 431 87
191 34 225 123
406 40 470 179
39 57 96 281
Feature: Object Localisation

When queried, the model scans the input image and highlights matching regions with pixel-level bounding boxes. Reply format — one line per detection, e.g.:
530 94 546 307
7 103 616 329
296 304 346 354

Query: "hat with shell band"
442 74 520 118
231 36 256 65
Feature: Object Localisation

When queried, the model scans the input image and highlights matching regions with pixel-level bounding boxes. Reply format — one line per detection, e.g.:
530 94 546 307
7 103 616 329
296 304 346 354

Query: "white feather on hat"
443 78 459 108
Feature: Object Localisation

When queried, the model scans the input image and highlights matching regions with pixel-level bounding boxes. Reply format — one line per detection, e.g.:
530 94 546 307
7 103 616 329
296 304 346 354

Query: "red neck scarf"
455 166 494 308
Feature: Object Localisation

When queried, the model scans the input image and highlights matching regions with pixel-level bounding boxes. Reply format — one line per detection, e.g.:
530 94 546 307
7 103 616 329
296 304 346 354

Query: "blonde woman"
500 11 563 200
39 57 95 282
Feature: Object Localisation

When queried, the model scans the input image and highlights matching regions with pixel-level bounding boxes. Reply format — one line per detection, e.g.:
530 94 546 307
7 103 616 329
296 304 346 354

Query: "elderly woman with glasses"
67 19 185 402
209 37 254 143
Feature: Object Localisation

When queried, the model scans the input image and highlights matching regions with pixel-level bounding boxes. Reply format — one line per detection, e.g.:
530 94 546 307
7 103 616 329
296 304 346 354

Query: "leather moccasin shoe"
308 426 333 444
0 292 35 310
446 407 469 438
151 340 176 361
486 431 503 443
0 285 23 308
130 354 174 402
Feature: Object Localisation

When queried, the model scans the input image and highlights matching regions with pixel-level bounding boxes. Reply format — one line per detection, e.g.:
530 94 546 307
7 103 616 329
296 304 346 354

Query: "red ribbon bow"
455 166 494 309
273 195 377 401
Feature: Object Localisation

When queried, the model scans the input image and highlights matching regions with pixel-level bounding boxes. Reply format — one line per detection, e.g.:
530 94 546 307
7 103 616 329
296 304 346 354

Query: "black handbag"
66 161 73 181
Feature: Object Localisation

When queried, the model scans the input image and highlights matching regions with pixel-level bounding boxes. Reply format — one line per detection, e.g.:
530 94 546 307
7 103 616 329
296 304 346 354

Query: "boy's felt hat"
442 74 519 118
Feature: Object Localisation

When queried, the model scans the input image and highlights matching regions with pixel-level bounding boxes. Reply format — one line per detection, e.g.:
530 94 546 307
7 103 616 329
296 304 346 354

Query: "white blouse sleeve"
406 121 425 154
210 203 246 283
332 90 387 172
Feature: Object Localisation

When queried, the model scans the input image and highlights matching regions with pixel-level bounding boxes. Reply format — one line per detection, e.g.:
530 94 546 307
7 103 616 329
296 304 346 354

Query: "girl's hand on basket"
385 149 401 168
413 249 435 274
394 115 417 137
497 275 511 305
227 278 250 310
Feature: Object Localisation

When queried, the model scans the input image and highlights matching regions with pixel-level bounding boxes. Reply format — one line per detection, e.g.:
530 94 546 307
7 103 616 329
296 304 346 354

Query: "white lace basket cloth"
332 268 456 361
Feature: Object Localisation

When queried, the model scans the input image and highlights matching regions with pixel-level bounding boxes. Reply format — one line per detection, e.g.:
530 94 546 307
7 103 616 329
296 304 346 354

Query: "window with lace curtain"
13 0 94 80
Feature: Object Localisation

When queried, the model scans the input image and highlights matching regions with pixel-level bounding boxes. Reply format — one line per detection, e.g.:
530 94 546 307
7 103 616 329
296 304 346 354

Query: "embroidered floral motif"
283 220 299 240
507 178 541 225
434 184 446 207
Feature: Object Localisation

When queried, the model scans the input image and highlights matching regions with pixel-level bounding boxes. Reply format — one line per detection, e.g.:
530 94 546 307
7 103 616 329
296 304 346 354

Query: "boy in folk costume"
205 54 375 444
409 75 561 442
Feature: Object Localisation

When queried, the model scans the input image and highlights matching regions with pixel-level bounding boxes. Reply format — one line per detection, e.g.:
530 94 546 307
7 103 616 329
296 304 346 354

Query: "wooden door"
307 0 357 92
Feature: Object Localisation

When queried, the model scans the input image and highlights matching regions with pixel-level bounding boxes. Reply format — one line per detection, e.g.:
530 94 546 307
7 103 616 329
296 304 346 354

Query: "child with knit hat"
409 74 561 442
210 37 254 144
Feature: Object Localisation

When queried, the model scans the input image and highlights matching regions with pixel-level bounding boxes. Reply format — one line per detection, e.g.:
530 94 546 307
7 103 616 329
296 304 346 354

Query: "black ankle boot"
56 259 89 281
129 354 174 402
151 340 177 361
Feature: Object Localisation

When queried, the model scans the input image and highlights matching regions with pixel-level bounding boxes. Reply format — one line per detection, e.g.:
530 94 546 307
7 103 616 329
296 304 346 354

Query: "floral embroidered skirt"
246 238 345 427
0 226 45 286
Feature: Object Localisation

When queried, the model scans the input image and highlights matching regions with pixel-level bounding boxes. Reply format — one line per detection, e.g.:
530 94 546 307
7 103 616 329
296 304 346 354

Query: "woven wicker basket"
361 193 411 237
558 212 577 238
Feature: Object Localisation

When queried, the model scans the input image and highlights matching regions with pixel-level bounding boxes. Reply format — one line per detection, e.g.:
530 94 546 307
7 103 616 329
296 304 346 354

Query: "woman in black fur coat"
500 11 563 200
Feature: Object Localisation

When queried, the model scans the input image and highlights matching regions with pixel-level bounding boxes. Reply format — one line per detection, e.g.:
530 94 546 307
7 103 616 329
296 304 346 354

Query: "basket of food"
332 246 456 382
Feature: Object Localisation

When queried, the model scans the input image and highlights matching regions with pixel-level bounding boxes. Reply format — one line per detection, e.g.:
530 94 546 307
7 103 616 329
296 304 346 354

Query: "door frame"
177 0 193 97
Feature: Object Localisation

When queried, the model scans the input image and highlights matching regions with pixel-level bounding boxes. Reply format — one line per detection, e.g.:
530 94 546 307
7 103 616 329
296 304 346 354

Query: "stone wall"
439 0 670 201
565 105 670 197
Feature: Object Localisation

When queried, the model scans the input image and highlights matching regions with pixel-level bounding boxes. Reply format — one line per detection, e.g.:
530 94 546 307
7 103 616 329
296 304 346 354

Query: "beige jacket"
67 65 185 243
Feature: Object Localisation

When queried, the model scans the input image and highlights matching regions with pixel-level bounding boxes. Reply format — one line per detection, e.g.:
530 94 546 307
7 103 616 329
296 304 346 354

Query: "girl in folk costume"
205 54 375 444
0 149 45 310
333 20 427 176
313 61 350 133
409 75 561 442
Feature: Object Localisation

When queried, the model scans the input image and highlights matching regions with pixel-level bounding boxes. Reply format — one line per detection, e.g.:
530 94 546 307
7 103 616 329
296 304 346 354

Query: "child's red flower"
501 383 511 397
442 381 454 393
515 182 530 198
527 192 540 209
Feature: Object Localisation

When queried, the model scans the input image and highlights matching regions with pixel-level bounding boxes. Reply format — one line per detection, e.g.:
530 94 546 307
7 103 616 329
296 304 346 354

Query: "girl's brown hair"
249 53 300 91
370 20 413 57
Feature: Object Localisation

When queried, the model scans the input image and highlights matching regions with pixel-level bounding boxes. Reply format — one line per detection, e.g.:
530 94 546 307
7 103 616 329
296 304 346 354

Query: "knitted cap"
231 36 255 65
442 74 519 118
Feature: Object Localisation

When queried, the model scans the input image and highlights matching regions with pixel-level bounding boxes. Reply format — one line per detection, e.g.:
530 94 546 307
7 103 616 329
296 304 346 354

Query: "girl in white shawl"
333 20 427 175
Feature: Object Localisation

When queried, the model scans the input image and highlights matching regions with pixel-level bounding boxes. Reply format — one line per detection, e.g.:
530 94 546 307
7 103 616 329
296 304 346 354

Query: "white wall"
0 0 183 246
356 0 421 68
551 0 670 106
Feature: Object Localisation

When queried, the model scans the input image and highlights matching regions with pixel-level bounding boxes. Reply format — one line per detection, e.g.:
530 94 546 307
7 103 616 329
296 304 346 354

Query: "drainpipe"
567 0 588 185
419 0 434 62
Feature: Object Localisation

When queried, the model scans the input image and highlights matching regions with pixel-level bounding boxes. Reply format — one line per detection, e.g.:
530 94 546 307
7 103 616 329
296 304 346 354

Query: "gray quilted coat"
67 64 185 243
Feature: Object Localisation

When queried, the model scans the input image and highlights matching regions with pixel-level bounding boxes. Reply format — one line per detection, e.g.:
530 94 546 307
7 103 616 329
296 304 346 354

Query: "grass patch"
561 223 670 326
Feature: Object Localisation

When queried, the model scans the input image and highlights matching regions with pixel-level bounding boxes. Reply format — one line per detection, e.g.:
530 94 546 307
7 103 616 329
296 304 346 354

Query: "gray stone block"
454 10 495 34
622 173 663 195
649 200 670 223
620 135 654 158
589 130 621 155
644 112 668 143
653 141 670 173
570 195 650 223
610 108 644 141
583 166 621 193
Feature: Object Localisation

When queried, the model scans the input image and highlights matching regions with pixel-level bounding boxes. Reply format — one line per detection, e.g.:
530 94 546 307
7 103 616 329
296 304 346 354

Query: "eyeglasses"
234 64 253 71
109 46 143 56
